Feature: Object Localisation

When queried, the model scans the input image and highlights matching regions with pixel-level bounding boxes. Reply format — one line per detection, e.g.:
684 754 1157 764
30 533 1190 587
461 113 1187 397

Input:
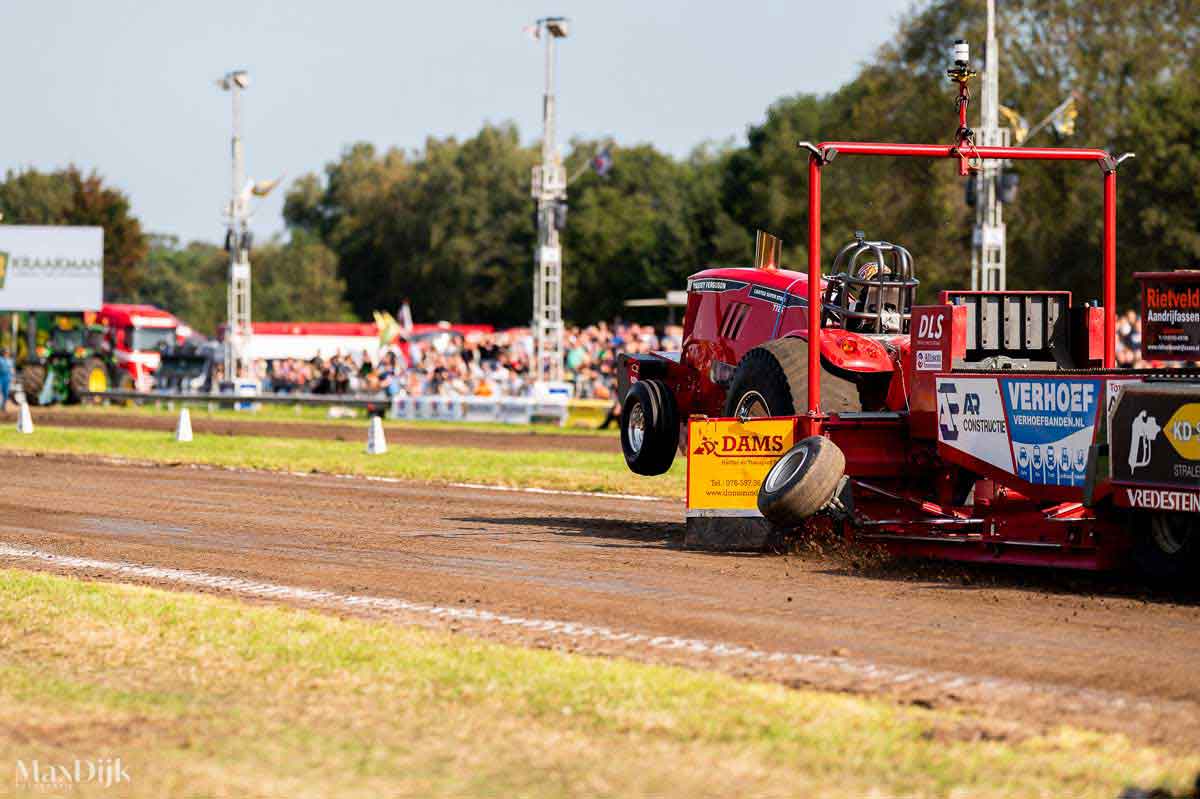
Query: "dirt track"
27 408 619 453
2 452 1198 751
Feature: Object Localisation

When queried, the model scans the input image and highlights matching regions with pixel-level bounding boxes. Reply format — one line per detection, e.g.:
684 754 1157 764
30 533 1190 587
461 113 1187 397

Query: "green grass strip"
44 400 616 435
0 425 684 498
0 569 1195 798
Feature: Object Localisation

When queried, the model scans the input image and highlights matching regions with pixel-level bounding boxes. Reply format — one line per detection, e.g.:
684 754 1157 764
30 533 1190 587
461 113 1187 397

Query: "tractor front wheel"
18 365 46 405
620 379 679 476
758 436 846 527
69 357 109 403
1133 513 1199 584
723 337 861 419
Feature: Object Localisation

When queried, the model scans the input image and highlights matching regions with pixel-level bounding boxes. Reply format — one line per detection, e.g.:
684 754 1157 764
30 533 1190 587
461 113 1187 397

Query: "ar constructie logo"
937 382 961 440
0 251 8 290
693 432 787 458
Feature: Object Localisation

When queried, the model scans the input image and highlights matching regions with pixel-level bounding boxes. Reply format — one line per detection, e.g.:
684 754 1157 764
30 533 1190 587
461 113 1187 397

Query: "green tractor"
18 319 128 405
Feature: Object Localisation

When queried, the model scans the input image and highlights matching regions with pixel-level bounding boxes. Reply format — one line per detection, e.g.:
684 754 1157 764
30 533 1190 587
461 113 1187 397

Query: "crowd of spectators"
213 308 1185 402
1115 308 1200 368
245 321 684 401
1115 309 1144 367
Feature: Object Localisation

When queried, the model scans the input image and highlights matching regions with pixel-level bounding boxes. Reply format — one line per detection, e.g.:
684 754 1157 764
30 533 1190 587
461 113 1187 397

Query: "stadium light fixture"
216 70 250 91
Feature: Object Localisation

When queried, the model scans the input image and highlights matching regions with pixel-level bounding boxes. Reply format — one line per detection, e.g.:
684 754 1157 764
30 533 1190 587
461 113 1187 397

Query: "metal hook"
797 141 837 164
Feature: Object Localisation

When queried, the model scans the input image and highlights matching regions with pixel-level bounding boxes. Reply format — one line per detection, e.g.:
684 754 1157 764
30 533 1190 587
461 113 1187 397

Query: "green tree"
0 166 148 299
716 0 1198 306
285 126 537 326
1112 54 1200 296
563 141 710 320
135 235 226 335
252 231 354 322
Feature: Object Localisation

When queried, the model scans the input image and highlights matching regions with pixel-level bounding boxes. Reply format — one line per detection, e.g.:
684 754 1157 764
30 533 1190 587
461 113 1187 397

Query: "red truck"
97 304 182 391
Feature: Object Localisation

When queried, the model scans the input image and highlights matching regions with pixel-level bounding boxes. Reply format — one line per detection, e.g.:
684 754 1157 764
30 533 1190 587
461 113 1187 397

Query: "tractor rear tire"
115 370 136 405
723 337 862 418
620 379 679 476
69 357 108 403
18 365 46 405
1133 513 1200 584
757 436 846 527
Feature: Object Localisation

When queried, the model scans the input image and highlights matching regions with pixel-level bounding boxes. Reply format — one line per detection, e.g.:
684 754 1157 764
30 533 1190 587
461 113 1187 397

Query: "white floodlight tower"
971 0 1009 291
218 69 253 381
530 16 569 385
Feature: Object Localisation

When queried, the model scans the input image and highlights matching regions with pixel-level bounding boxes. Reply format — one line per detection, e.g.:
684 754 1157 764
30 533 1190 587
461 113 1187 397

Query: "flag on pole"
1051 96 1078 138
252 176 283 197
591 147 613 177
998 105 1029 145
373 311 402 348
398 300 414 334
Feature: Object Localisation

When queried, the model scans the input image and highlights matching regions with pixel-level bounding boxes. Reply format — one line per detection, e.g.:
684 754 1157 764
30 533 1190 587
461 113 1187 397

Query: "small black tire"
757 436 846 527
620 379 679 476
113 370 136 406
18 365 46 405
723 337 861 418
1132 513 1199 584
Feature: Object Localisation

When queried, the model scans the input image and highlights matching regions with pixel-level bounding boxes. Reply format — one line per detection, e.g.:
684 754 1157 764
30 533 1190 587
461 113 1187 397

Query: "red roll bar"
803 140 1126 419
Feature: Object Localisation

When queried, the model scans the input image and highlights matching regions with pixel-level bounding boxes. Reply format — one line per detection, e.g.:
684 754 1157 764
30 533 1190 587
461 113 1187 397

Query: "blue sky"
4 0 914 244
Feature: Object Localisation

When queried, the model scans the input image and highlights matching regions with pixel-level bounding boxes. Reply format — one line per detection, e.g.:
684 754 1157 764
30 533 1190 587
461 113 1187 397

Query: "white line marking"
0 542 1170 716
447 482 669 503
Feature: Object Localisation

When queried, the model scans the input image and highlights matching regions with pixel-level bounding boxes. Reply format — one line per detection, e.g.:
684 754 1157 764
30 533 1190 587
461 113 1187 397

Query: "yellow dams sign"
686 417 795 512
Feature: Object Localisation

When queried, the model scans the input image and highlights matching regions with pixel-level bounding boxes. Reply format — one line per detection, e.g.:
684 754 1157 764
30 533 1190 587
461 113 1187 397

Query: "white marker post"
366 415 387 455
175 408 194 442
16 401 34 434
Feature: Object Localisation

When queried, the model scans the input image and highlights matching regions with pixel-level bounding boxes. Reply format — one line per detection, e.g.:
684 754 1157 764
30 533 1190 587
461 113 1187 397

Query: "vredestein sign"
0 225 104 311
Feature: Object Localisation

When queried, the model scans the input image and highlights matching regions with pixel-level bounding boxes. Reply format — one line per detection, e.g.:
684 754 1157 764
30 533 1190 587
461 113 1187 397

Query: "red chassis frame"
792 139 1138 570
801 140 1121 426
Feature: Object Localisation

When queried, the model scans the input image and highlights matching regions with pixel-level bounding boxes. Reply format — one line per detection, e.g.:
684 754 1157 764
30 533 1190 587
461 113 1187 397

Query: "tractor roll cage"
800 140 1130 417
824 236 918 334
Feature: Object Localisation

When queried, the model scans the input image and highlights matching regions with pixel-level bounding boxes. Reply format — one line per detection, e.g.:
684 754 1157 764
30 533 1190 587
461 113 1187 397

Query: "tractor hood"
687 266 823 301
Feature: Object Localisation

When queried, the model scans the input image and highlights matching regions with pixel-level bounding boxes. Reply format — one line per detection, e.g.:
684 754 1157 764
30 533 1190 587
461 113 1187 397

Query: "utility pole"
218 70 253 382
971 0 1008 291
529 17 569 386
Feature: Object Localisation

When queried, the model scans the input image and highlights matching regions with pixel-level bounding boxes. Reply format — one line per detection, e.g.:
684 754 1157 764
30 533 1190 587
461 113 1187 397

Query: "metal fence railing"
79 390 588 426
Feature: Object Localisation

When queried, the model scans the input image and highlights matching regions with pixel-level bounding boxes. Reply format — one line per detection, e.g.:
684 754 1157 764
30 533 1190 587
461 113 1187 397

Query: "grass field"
50 400 615 434
2 569 1195 799
0 426 684 498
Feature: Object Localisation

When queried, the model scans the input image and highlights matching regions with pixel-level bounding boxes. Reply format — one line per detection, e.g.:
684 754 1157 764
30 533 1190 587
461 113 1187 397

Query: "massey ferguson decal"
1002 378 1100 487
687 278 749 293
1110 384 1200 486
936 377 1014 474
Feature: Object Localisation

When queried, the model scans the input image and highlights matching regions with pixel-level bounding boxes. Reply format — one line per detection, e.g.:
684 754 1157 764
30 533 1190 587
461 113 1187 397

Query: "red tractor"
617 43 1200 579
